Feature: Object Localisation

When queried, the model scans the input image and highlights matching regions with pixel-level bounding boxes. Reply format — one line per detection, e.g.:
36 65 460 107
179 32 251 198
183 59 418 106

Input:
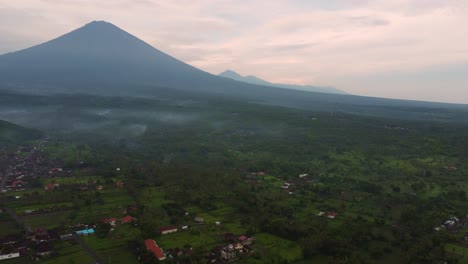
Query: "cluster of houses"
1 144 69 193
156 216 207 236
317 211 338 219
0 227 61 261
145 238 195 262
245 171 316 195
434 216 468 232
206 233 255 263
102 215 137 228
280 173 316 195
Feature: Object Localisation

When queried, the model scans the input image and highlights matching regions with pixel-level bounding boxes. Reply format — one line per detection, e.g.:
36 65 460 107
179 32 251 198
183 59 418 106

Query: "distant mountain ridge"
0 20 465 111
219 70 347 95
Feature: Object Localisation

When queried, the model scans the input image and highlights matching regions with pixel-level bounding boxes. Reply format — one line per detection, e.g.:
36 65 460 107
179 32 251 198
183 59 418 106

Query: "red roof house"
158 226 178 235
327 211 338 219
145 239 166 261
238 235 248 241
121 215 136 224
101 217 117 226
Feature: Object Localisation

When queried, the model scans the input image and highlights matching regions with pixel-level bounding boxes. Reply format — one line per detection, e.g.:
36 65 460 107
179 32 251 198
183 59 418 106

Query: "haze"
1 0 467 104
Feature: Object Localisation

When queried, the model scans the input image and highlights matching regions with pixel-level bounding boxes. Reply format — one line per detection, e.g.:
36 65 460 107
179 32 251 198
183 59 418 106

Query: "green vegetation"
1 91 468 263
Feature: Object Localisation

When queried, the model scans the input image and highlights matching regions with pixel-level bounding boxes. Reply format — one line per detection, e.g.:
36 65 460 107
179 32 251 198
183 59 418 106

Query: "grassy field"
82 234 138 264
22 211 72 229
245 233 302 263
445 243 468 263
40 241 95 264
74 189 135 222
0 212 21 236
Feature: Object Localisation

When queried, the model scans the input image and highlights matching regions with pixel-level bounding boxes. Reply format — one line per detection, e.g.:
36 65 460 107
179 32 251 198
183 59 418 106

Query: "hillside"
219 70 347 95
0 119 42 143
1 21 467 114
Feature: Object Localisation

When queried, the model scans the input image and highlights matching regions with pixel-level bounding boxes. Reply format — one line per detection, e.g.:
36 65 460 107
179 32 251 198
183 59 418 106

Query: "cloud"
0 0 467 103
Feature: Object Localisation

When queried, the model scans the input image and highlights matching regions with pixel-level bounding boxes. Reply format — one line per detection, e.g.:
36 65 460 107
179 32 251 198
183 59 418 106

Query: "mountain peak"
81 20 121 31
219 70 243 78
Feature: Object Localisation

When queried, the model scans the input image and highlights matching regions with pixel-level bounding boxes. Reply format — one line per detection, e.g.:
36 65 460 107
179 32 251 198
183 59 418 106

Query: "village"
0 142 265 263
2 140 468 264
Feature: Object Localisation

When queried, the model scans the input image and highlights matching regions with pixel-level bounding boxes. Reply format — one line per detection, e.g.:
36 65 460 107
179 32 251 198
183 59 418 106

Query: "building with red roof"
158 226 178 235
101 217 117 226
145 239 166 261
120 215 136 224
327 211 338 219
238 235 248 241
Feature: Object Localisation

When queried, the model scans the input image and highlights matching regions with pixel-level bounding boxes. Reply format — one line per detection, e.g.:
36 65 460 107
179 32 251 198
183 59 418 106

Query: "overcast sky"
1 0 467 104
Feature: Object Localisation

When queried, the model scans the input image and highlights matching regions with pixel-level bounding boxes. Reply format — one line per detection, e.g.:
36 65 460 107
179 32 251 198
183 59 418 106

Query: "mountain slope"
219 70 347 95
0 120 42 143
0 21 251 94
0 21 466 112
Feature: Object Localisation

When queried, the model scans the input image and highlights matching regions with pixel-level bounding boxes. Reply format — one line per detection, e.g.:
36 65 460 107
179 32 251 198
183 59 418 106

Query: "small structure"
221 245 237 261
158 226 178 235
327 211 338 219
36 242 54 256
59 234 73 240
299 174 308 178
238 235 248 242
120 215 136 224
238 235 255 245
76 229 95 236
0 252 20 261
44 183 59 190
145 239 166 261
194 217 204 223
102 217 117 226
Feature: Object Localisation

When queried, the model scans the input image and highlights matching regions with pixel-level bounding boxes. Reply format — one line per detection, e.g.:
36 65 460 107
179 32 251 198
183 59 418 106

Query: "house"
34 234 49 242
59 234 73 241
0 252 20 261
11 180 24 189
239 236 255 246
257 171 265 176
221 245 236 261
44 183 59 190
181 225 189 231
299 174 309 178
76 229 94 236
47 230 60 240
120 215 136 224
115 181 125 188
223 233 236 242
36 241 54 256
144 239 166 261
238 235 248 242
194 217 204 223
102 217 117 226
96 185 103 191
327 211 338 219
158 226 178 235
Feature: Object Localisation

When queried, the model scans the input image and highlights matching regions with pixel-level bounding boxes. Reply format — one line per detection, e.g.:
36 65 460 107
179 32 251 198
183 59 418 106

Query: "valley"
1 91 467 263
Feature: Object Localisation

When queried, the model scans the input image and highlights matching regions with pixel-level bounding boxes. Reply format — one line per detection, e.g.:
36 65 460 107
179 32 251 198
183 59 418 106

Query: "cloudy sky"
1 0 467 103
